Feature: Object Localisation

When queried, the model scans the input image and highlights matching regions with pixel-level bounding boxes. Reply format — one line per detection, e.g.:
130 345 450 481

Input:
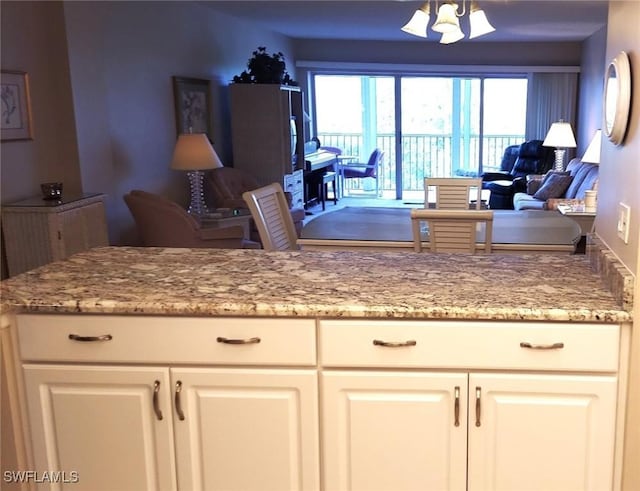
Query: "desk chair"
242 183 300 251
425 177 483 210
410 209 494 253
340 148 383 197
124 190 258 249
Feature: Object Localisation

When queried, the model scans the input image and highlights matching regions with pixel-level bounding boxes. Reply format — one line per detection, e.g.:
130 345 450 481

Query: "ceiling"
202 0 609 43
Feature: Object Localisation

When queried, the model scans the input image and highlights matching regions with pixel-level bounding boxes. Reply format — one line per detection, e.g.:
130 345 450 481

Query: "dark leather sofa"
481 140 555 209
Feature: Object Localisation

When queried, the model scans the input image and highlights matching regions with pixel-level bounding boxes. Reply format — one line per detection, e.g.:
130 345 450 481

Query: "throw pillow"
533 174 574 201
541 170 570 186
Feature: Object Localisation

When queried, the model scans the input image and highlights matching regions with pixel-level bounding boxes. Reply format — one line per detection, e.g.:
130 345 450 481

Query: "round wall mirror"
603 51 631 146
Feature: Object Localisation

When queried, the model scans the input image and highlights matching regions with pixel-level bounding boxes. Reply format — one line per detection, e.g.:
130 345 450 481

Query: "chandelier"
402 0 495 44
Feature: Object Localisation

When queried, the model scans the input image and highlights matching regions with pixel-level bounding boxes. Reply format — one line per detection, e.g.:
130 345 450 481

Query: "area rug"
301 207 581 245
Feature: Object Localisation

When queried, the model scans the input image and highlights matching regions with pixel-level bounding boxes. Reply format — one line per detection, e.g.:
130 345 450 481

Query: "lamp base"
186 170 209 216
553 148 566 172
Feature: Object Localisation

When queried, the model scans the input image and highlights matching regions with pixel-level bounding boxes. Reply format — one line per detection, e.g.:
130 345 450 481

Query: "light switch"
617 202 631 244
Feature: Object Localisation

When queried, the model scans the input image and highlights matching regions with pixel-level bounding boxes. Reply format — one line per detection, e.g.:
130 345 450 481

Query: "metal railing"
319 133 524 194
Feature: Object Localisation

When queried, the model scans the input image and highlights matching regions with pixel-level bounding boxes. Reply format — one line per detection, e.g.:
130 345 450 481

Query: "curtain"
525 72 578 141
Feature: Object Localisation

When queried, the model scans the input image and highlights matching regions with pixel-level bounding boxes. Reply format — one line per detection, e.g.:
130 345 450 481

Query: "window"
313 73 527 199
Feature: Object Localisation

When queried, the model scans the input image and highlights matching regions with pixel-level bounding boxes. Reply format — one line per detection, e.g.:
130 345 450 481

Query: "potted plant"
232 46 297 85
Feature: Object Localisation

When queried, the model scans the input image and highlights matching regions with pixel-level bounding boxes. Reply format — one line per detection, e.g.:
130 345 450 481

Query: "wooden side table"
1 193 108 276
557 204 595 253
199 209 253 240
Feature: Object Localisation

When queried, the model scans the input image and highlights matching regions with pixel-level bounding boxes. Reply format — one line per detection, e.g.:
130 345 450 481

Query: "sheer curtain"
525 72 578 141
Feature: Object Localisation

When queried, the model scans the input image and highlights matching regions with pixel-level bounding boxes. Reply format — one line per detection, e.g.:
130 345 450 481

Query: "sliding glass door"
313 73 527 200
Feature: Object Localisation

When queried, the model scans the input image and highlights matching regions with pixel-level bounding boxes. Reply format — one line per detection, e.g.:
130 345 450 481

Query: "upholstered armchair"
481 140 555 209
124 190 259 249
207 166 305 237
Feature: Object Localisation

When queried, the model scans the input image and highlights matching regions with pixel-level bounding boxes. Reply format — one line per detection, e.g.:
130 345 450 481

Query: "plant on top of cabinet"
232 46 298 85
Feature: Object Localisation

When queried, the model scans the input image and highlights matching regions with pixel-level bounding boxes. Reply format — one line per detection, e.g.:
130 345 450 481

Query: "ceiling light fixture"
401 0 495 44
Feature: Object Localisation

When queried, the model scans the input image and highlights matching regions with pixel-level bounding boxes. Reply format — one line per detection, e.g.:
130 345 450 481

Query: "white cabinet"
17 315 319 491
23 365 176 491
173 368 318 491
1 193 108 276
319 319 621 491
468 373 617 491
322 371 468 491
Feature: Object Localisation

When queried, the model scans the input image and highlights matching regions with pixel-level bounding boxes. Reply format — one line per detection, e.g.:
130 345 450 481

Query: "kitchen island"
0 246 632 491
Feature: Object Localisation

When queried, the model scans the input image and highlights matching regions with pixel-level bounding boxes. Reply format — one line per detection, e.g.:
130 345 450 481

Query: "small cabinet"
320 319 621 491
1 193 108 276
17 315 320 491
23 365 176 491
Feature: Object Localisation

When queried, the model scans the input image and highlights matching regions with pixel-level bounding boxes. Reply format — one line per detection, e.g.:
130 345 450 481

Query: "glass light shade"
401 2 430 38
440 27 465 44
171 133 223 171
581 129 602 164
543 121 577 148
469 6 495 39
432 3 460 33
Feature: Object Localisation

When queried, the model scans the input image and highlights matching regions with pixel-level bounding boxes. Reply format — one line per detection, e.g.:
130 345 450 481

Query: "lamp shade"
432 2 460 33
543 121 577 148
401 3 431 38
469 2 495 39
170 133 223 171
581 129 602 164
440 27 465 44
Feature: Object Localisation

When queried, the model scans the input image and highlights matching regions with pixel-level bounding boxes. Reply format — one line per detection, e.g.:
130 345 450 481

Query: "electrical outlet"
617 202 631 244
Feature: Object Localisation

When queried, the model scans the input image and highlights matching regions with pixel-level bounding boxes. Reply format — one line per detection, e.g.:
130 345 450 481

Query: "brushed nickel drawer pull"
175 381 185 421
216 336 261 345
454 386 460 427
68 334 113 342
520 342 565 350
373 339 417 348
153 380 163 421
475 387 482 427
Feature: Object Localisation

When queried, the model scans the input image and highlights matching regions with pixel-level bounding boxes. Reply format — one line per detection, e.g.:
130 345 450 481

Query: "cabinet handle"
454 386 460 427
153 380 163 421
216 336 261 345
175 381 185 421
68 334 113 342
372 339 417 348
475 387 482 427
519 342 564 350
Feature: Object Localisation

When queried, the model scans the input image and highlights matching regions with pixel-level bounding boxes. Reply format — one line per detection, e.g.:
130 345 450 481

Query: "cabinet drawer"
17 315 317 366
319 320 619 372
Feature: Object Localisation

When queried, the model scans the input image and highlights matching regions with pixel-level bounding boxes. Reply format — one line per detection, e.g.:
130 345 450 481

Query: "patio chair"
410 208 494 253
424 177 483 210
123 190 258 249
242 182 300 251
339 148 383 197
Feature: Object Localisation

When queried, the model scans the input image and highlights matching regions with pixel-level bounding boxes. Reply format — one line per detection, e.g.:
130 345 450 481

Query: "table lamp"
171 133 223 215
543 120 577 171
581 129 601 212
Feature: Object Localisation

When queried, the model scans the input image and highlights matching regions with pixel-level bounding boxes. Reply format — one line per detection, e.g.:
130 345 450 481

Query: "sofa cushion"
565 164 598 199
513 192 546 210
533 174 574 200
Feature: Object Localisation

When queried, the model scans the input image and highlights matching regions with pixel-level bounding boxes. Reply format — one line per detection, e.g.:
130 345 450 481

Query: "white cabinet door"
172 368 319 491
322 371 468 491
468 373 618 491
22 364 176 491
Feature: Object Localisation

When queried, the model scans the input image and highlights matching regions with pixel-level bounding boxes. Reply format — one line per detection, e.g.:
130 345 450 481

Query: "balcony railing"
319 133 524 193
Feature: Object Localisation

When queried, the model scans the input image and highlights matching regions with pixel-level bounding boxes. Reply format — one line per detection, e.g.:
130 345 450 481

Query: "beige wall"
600 2 640 488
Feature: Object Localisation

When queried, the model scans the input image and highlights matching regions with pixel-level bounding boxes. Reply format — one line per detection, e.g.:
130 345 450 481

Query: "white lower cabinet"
467 372 617 491
321 371 468 491
17 315 320 491
172 368 319 491
23 365 177 491
319 319 622 491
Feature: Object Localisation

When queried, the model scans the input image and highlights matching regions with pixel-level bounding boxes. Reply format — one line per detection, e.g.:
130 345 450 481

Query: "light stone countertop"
0 247 631 323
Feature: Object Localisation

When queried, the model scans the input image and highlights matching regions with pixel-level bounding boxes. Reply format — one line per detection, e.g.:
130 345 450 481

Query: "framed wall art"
1 70 33 141
172 76 212 137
